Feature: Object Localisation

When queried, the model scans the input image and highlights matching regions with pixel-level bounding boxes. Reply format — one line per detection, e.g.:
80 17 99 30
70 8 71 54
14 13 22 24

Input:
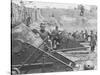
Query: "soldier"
79 30 84 40
38 22 52 51
84 30 89 41
68 32 73 39
72 31 79 39
39 23 50 40
90 30 96 52
51 26 61 49
72 31 76 39
95 32 97 42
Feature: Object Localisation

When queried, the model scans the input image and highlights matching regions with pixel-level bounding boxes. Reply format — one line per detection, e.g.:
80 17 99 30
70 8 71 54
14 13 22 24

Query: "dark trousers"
52 37 60 49
91 45 95 52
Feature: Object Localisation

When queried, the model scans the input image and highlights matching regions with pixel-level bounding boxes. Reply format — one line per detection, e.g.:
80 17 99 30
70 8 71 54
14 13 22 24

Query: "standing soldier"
84 30 89 41
38 22 51 51
90 30 96 52
51 26 61 49
72 31 79 40
79 30 84 40
68 33 73 39
95 32 97 42
72 31 76 39
39 23 50 40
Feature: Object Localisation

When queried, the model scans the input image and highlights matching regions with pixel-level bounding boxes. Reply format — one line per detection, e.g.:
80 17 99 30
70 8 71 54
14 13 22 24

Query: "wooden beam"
53 47 90 52
12 62 53 67
12 62 54 70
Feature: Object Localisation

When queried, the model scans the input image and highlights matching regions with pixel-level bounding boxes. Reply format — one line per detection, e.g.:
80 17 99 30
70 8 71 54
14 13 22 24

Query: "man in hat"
38 22 52 51
39 23 50 40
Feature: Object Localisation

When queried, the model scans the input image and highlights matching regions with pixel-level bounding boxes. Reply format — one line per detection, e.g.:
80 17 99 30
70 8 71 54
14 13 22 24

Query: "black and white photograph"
11 0 97 74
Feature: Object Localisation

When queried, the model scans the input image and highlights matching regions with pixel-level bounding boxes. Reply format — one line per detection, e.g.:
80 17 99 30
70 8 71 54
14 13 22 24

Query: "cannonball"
84 60 94 70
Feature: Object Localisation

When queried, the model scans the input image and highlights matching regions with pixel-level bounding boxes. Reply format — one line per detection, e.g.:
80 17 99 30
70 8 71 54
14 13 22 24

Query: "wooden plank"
13 62 53 71
12 62 53 67
51 52 76 68
54 47 90 52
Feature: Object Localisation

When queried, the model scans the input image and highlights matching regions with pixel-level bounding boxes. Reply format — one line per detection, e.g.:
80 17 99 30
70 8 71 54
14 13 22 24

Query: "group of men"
31 22 61 50
30 21 97 52
72 30 97 52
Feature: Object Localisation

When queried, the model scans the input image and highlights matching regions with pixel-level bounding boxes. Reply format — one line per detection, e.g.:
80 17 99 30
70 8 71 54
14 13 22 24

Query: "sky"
12 0 92 10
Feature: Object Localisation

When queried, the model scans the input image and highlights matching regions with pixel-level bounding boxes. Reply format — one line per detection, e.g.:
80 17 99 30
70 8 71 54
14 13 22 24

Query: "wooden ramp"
12 40 76 71
50 52 76 68
36 46 76 70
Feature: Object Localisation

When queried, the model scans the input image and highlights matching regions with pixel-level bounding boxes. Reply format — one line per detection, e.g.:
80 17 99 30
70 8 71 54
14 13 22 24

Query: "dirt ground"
58 45 97 71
